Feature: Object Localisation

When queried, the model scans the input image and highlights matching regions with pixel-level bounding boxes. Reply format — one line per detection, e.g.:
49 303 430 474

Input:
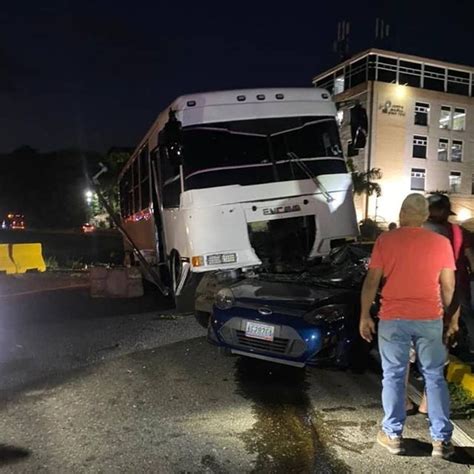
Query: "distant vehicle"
82 223 95 233
1 213 26 230
208 245 375 368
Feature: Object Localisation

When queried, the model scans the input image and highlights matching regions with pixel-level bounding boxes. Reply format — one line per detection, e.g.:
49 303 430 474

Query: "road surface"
0 287 472 472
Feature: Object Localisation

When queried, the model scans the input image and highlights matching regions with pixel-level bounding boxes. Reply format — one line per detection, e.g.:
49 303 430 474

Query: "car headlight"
303 304 348 325
215 288 235 310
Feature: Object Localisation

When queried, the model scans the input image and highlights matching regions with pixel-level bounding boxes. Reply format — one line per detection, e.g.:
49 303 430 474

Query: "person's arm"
439 267 457 345
359 267 383 343
439 267 455 311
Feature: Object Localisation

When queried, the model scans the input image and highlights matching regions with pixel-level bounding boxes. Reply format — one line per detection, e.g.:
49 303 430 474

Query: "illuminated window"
451 140 463 162
411 168 425 191
438 138 449 161
453 108 466 131
413 135 427 158
414 102 429 126
449 171 461 193
334 75 345 95
439 106 452 129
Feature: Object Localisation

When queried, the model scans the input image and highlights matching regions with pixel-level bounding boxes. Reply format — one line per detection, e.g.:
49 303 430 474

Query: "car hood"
229 278 353 313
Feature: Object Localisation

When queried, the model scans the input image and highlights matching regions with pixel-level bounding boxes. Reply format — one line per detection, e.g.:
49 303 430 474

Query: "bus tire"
195 310 211 328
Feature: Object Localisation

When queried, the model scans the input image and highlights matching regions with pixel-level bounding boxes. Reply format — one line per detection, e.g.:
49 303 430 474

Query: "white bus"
118 88 365 320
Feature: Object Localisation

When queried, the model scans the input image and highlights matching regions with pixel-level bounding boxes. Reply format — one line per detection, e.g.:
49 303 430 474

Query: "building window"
438 138 449 161
399 60 422 88
411 168 425 191
413 135 427 158
447 69 470 96
424 65 446 92
377 55 397 83
414 102 429 126
449 171 461 193
334 75 345 95
439 106 452 129
349 58 368 87
453 108 466 131
347 140 358 157
451 140 463 162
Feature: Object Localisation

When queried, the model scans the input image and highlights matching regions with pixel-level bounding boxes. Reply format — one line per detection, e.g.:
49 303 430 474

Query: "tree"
347 158 382 198
87 148 132 227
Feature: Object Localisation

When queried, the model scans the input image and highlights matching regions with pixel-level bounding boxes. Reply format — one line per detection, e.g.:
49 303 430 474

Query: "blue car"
208 245 373 368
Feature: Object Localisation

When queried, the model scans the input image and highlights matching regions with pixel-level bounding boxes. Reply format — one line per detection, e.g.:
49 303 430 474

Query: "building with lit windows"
313 48 474 225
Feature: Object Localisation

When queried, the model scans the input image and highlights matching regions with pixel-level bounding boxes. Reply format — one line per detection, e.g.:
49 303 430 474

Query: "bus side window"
140 145 150 209
122 166 132 218
133 157 140 213
158 135 180 208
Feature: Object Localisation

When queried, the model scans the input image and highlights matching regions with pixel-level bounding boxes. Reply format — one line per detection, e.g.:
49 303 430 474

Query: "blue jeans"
378 319 453 442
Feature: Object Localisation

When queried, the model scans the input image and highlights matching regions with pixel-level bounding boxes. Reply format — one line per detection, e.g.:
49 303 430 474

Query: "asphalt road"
0 288 472 472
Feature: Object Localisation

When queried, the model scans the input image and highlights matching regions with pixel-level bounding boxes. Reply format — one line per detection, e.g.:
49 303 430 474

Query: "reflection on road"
235 357 349 473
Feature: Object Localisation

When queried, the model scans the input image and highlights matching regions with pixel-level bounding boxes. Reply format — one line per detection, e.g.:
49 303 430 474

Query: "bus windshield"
181 116 346 190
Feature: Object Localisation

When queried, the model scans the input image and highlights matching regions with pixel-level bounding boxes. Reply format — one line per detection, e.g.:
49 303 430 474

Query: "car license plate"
245 321 275 341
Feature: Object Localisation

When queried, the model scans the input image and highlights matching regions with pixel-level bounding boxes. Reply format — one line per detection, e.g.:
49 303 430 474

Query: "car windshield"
181 116 346 190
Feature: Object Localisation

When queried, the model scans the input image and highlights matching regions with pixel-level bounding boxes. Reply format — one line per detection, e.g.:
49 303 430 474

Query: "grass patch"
449 383 474 419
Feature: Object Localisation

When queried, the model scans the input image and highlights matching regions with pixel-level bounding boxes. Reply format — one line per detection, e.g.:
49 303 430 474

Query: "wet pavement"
0 336 472 472
0 288 472 472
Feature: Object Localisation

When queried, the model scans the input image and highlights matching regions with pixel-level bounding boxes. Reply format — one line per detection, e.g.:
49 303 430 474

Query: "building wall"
335 81 474 225
373 82 474 223
314 49 474 226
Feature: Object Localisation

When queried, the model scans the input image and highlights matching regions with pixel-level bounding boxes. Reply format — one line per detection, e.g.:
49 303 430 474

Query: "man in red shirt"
360 193 456 459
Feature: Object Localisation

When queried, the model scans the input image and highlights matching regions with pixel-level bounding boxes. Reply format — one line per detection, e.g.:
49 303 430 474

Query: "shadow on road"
0 444 30 466
0 284 173 323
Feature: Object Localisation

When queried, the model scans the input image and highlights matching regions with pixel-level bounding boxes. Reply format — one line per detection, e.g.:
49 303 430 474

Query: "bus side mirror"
350 104 368 149
162 109 183 165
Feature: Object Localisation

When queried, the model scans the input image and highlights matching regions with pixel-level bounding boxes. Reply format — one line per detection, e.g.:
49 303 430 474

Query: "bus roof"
170 87 331 110
121 87 334 175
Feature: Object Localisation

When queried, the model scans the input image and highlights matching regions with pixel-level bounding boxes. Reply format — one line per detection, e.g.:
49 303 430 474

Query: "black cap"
427 193 456 216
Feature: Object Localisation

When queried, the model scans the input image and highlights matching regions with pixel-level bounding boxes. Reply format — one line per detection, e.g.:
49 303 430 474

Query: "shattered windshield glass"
181 116 346 190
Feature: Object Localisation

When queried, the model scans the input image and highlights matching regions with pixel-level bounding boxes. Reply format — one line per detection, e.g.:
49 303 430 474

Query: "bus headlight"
215 288 235 310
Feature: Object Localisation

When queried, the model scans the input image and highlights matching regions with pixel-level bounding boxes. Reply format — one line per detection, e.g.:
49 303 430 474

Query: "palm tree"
346 158 382 198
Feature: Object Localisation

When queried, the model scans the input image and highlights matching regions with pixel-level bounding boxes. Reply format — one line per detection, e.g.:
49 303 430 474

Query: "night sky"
2 0 473 153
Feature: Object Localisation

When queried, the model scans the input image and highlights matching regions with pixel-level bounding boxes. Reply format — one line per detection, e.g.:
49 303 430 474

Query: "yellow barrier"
461 373 474 397
0 244 16 274
12 243 46 273
446 361 471 384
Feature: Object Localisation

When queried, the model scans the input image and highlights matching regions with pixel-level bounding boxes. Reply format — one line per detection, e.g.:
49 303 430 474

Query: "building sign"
379 100 406 117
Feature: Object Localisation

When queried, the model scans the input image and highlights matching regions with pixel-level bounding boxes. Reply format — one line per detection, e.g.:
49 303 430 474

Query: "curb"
407 382 474 448
371 349 474 447
446 358 474 397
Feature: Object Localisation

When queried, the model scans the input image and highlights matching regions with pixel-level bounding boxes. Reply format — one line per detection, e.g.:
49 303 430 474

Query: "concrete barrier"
446 361 472 384
0 244 16 274
12 243 46 273
90 266 143 298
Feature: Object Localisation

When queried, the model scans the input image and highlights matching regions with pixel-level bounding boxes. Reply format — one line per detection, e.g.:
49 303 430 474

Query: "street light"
85 189 93 205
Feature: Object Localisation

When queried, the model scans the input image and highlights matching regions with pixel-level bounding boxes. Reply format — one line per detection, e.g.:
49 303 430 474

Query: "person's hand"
359 316 376 343
444 319 460 347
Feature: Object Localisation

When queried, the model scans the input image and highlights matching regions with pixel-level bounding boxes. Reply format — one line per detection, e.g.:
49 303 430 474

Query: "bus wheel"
195 310 211 328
